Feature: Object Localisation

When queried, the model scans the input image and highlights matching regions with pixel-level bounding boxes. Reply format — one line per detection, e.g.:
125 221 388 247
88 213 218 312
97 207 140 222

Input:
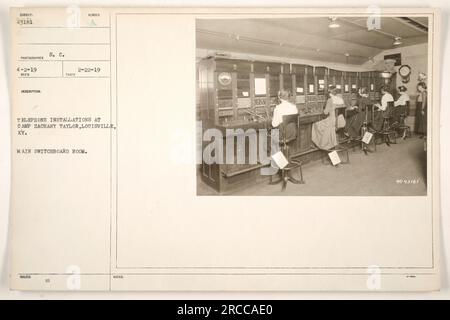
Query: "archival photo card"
8 7 440 291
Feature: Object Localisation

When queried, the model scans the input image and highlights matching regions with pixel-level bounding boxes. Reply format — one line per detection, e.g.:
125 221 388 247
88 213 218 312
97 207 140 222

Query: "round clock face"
399 65 411 77
218 72 232 86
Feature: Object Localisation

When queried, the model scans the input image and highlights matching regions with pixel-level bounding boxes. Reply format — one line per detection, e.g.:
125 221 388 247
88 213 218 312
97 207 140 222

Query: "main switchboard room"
196 16 429 196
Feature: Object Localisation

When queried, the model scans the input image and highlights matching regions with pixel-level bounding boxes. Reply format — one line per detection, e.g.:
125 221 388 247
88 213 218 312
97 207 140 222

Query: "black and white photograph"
196 15 430 196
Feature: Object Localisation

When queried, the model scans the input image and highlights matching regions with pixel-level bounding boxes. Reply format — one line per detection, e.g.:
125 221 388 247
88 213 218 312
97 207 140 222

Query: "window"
254 77 266 96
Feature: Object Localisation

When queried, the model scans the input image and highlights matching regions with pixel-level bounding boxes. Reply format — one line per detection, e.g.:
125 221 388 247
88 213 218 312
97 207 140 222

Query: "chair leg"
282 178 287 191
321 151 330 165
281 170 287 191
336 148 350 164
362 142 368 155
338 149 350 164
287 165 305 184
269 169 282 185
391 131 397 144
398 115 411 140
384 132 393 146
362 139 375 154
299 164 305 184
401 127 411 139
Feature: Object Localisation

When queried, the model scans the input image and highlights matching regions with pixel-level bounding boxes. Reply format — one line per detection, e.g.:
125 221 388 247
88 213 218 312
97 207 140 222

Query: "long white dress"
311 95 343 150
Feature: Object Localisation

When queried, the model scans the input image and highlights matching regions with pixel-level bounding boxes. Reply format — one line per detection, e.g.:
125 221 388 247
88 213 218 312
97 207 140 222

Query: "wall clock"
398 65 411 83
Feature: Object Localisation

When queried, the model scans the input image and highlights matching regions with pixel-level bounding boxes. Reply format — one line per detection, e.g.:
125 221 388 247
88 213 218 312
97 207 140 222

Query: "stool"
360 120 377 155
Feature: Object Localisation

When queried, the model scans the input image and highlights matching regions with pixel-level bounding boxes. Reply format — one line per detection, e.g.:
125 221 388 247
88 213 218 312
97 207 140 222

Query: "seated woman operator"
388 85 410 137
271 89 298 128
394 86 410 112
344 87 370 140
372 86 394 132
311 85 344 150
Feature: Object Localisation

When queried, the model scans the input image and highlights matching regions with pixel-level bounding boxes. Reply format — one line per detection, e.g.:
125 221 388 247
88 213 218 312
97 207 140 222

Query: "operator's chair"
329 105 351 164
359 103 377 154
397 101 412 139
269 114 305 191
335 105 350 144
377 101 397 146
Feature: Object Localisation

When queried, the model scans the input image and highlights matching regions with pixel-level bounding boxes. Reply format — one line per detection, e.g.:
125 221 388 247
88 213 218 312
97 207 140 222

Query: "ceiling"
196 17 428 65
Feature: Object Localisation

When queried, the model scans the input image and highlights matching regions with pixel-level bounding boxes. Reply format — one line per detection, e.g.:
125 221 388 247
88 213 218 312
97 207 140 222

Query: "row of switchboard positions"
197 57 385 126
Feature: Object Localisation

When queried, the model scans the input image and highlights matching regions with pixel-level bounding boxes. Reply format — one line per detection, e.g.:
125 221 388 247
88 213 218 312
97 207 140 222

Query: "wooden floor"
197 136 427 196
